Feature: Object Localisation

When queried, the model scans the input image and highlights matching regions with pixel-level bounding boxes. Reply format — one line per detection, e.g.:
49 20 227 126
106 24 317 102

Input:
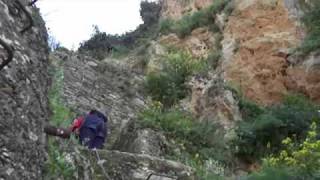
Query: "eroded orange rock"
221 0 318 105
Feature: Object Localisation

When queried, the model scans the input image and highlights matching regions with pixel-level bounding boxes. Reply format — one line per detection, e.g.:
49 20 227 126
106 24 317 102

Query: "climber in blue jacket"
71 110 108 149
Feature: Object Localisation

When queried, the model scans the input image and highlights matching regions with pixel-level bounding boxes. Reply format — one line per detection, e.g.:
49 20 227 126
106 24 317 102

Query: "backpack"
80 110 107 138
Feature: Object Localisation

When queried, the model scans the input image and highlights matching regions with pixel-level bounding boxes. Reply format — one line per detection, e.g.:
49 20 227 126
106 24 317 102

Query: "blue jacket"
81 112 107 139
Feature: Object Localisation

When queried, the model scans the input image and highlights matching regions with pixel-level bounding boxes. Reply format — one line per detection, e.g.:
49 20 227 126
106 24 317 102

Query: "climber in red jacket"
45 110 108 149
71 110 108 149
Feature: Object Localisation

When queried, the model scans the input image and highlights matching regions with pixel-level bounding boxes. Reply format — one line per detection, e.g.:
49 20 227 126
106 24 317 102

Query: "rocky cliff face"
1 0 318 179
0 0 49 179
160 0 320 105
221 0 320 105
51 50 195 179
46 0 320 178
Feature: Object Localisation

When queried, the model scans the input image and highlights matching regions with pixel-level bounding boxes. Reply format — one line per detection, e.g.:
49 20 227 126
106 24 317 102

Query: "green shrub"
139 104 231 178
245 122 320 180
159 19 175 34
111 45 130 58
233 94 319 160
175 15 197 38
238 98 265 120
297 1 320 55
146 50 205 106
159 0 232 38
139 103 194 138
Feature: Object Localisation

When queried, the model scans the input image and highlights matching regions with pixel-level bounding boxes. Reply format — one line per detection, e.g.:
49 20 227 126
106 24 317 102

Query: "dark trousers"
79 127 104 149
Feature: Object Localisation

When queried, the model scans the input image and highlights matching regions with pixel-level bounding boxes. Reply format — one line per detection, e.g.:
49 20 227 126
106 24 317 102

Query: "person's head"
89 109 108 122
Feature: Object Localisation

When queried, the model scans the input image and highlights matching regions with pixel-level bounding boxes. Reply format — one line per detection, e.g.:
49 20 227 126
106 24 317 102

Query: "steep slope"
53 51 146 147
0 0 49 179
51 50 195 179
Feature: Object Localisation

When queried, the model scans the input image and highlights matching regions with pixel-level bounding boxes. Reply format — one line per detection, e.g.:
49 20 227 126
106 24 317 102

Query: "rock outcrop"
222 0 320 104
161 0 213 20
186 74 241 130
159 27 218 58
73 148 195 180
113 121 168 157
222 0 300 105
0 0 49 179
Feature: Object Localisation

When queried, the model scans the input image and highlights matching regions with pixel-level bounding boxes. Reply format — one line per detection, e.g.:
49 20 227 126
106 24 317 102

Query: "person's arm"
70 116 84 135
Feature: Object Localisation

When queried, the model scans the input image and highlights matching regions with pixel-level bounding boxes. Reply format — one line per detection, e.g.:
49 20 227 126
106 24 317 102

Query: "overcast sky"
38 0 154 49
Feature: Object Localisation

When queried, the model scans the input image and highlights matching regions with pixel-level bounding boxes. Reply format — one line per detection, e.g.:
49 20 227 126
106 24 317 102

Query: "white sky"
38 0 154 49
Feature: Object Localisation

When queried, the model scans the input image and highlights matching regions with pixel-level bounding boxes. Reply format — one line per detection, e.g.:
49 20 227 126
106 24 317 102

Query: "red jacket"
71 116 84 132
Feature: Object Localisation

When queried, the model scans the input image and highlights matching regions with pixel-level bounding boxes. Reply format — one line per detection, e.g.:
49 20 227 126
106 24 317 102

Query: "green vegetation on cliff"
139 103 229 179
44 61 75 179
78 1 161 60
146 49 207 106
159 0 233 38
298 1 320 55
246 122 320 179
233 94 319 161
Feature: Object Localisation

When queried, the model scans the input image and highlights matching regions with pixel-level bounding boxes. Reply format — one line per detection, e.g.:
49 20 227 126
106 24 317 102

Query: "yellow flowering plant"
264 121 320 177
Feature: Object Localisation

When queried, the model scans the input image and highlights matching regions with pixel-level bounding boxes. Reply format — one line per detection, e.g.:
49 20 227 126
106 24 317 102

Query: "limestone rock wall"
51 51 146 148
73 148 195 180
222 0 320 105
0 0 49 179
53 50 196 179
